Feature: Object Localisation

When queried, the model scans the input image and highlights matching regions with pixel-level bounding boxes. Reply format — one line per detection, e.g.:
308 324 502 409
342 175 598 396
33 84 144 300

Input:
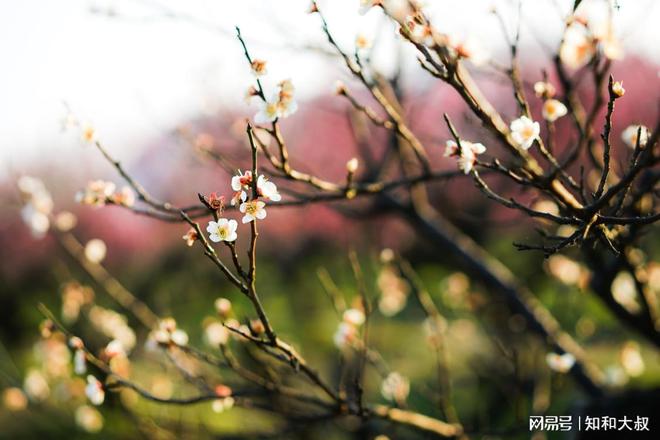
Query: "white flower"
85 375 105 406
542 99 568 122
250 59 267 77
533 81 556 98
333 322 357 349
76 180 116 207
82 125 96 143
451 35 489 66
444 140 486 174
75 405 104 433
560 24 595 70
621 125 649 149
510 116 540 150
207 218 238 242
84 239 107 264
346 158 359 173
182 228 198 247
18 176 53 238
104 340 126 358
231 170 252 191
54 211 77 231
380 372 410 402
359 0 380 15
343 308 365 326
214 297 232 316
21 205 50 238
230 171 251 205
212 397 235 413
255 99 280 124
253 81 298 123
74 349 87 375
257 175 281 202
620 341 645 377
170 329 189 346
23 369 50 401
545 352 575 373
204 322 229 347
355 34 372 50
600 32 623 60
18 176 47 195
277 97 298 119
405 16 434 46
239 200 267 223
113 186 135 207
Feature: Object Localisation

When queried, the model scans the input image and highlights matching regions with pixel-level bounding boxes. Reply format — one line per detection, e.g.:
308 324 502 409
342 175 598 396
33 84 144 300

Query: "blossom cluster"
248 72 298 124
333 308 366 349
75 180 135 207
18 176 53 238
560 8 623 70
186 170 281 247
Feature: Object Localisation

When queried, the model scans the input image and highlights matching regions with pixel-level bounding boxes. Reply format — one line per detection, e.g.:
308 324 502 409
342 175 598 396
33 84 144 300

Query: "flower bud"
611 81 625 97
346 158 359 173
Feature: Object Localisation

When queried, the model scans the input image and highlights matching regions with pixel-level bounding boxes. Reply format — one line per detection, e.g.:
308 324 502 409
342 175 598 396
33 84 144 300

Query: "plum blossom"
333 322 358 349
250 59 267 77
84 239 107 264
75 405 104 433
343 308 365 326
207 218 238 242
111 186 135 207
380 372 410 402
403 15 434 46
542 99 568 122
334 308 366 349
545 352 575 373
621 125 649 149
276 79 297 117
74 349 87 375
449 34 489 66
560 23 595 70
212 396 235 413
214 297 232 317
82 125 96 143
54 211 77 231
244 85 259 103
510 116 540 150
254 80 298 123
257 175 281 201
444 140 486 174
346 158 359 173
87 306 136 352
23 369 50 401
204 322 229 347
359 0 382 15
620 341 645 377
104 340 126 359
18 176 53 238
3 388 28 411
240 200 267 223
355 34 372 50
182 228 198 247
85 375 105 405
152 318 189 347
611 81 625 97
533 81 556 98
231 171 252 206
76 180 116 207
255 99 280 124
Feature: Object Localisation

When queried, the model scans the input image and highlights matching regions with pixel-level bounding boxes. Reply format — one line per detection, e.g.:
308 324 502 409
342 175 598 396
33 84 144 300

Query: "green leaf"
573 0 583 12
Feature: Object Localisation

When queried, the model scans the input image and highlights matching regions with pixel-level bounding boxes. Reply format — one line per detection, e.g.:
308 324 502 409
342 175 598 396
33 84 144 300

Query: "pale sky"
0 0 658 176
